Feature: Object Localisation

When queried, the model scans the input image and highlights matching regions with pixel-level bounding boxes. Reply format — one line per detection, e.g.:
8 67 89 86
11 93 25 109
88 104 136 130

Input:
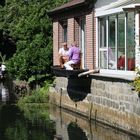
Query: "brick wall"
93 12 96 69
53 12 95 69
74 18 79 46
67 18 74 46
58 23 63 49
53 22 59 65
85 12 94 70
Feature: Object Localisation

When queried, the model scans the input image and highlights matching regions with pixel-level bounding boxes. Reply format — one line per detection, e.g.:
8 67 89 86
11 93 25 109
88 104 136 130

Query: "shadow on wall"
67 77 91 102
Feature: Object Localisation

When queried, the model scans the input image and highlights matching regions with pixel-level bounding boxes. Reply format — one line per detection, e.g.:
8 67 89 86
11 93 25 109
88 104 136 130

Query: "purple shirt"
68 46 80 63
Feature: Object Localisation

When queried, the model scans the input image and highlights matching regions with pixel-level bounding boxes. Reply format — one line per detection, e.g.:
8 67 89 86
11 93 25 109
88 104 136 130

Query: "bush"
18 80 52 105
132 67 140 93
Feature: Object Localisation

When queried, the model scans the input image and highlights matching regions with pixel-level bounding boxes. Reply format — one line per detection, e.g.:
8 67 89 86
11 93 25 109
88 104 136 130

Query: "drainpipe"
92 6 94 69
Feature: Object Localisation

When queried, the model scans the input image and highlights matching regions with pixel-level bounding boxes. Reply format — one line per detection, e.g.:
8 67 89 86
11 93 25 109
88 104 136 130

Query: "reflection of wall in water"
50 106 140 140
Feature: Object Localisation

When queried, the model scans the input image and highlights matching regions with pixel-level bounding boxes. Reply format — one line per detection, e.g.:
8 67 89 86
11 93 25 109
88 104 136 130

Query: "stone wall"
49 76 140 136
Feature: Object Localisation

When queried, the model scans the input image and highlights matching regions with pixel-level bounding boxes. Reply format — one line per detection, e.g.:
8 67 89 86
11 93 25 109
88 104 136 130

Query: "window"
63 24 67 42
108 15 116 70
61 21 67 42
118 14 125 70
127 12 135 71
99 17 107 69
98 12 135 71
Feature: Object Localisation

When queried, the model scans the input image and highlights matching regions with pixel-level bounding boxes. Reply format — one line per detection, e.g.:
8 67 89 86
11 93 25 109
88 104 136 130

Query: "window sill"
90 71 136 81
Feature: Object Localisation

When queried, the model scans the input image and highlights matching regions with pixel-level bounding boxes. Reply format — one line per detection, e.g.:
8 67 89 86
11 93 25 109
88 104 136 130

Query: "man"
64 41 80 70
1 63 6 77
59 42 69 68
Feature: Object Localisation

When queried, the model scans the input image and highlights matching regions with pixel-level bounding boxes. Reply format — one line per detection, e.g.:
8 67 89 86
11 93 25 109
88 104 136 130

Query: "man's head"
71 41 78 47
62 42 68 50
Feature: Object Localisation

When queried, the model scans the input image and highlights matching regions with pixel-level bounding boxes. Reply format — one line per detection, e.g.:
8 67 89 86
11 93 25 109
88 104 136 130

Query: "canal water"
0 82 140 140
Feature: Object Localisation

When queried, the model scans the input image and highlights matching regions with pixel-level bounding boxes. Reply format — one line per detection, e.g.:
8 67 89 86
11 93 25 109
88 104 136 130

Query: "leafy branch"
0 52 6 63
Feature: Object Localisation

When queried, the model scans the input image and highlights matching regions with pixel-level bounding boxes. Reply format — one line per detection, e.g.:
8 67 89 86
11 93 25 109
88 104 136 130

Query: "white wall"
95 0 135 12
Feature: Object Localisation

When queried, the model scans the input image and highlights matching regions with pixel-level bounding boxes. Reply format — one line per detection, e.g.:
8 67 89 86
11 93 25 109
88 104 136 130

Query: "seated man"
64 41 80 70
59 42 69 68
1 63 6 77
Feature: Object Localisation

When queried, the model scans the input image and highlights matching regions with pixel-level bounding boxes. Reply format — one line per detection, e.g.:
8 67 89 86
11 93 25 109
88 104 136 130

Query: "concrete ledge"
90 73 136 81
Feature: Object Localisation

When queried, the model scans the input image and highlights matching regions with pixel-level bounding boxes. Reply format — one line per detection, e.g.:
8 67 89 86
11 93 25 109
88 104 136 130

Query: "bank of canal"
0 82 140 140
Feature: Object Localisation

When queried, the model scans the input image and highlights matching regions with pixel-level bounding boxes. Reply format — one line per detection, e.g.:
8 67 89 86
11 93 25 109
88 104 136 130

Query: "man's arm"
58 48 63 57
68 47 73 58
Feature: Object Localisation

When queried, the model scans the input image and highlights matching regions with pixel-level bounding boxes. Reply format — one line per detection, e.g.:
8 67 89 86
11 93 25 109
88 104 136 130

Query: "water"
0 82 140 140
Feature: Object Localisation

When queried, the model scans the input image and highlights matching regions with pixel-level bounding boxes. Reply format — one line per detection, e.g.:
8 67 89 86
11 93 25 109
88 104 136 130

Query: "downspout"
139 11 140 46
92 9 94 69
88 0 98 69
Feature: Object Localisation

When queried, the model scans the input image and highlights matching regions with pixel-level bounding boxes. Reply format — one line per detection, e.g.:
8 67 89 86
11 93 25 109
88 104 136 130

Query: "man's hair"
62 42 67 46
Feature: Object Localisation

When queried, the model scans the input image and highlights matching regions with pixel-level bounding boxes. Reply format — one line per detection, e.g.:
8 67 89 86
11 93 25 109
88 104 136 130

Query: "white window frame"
79 17 86 69
96 8 137 76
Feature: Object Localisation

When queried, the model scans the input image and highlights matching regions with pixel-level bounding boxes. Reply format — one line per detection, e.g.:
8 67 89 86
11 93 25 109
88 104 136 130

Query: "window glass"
98 12 135 71
108 15 116 70
63 24 67 42
99 17 107 69
100 51 107 69
100 17 106 48
127 12 135 71
117 14 125 70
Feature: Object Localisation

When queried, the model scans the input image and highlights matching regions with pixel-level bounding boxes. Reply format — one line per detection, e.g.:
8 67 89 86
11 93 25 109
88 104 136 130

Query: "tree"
0 0 68 80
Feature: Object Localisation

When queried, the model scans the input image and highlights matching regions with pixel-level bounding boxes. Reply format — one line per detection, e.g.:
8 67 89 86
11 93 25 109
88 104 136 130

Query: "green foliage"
133 78 140 92
132 68 140 92
5 121 28 140
18 80 52 105
5 104 55 140
0 52 6 63
0 0 67 80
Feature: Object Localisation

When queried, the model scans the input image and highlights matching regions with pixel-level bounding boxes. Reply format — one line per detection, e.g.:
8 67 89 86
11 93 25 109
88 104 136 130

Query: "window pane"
127 12 135 71
99 17 106 48
108 15 116 70
117 14 125 70
63 25 67 42
100 51 107 69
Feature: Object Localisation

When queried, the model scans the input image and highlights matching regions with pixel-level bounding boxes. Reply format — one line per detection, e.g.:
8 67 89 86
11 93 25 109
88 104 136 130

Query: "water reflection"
67 122 87 140
0 82 56 140
49 106 140 140
0 84 140 140
0 83 9 102
0 103 140 140
0 104 56 140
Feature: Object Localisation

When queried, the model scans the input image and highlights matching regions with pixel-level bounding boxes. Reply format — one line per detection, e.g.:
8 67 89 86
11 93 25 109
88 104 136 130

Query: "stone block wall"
49 76 140 136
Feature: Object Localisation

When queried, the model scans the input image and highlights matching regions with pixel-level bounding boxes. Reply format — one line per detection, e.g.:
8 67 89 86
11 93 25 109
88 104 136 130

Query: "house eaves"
48 0 96 16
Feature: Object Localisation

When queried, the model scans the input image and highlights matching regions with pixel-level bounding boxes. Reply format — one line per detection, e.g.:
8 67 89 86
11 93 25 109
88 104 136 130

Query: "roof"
48 0 89 15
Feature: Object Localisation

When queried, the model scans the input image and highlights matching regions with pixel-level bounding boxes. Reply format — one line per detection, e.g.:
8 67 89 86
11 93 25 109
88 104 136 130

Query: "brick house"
49 0 140 77
49 0 95 70
49 0 140 135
